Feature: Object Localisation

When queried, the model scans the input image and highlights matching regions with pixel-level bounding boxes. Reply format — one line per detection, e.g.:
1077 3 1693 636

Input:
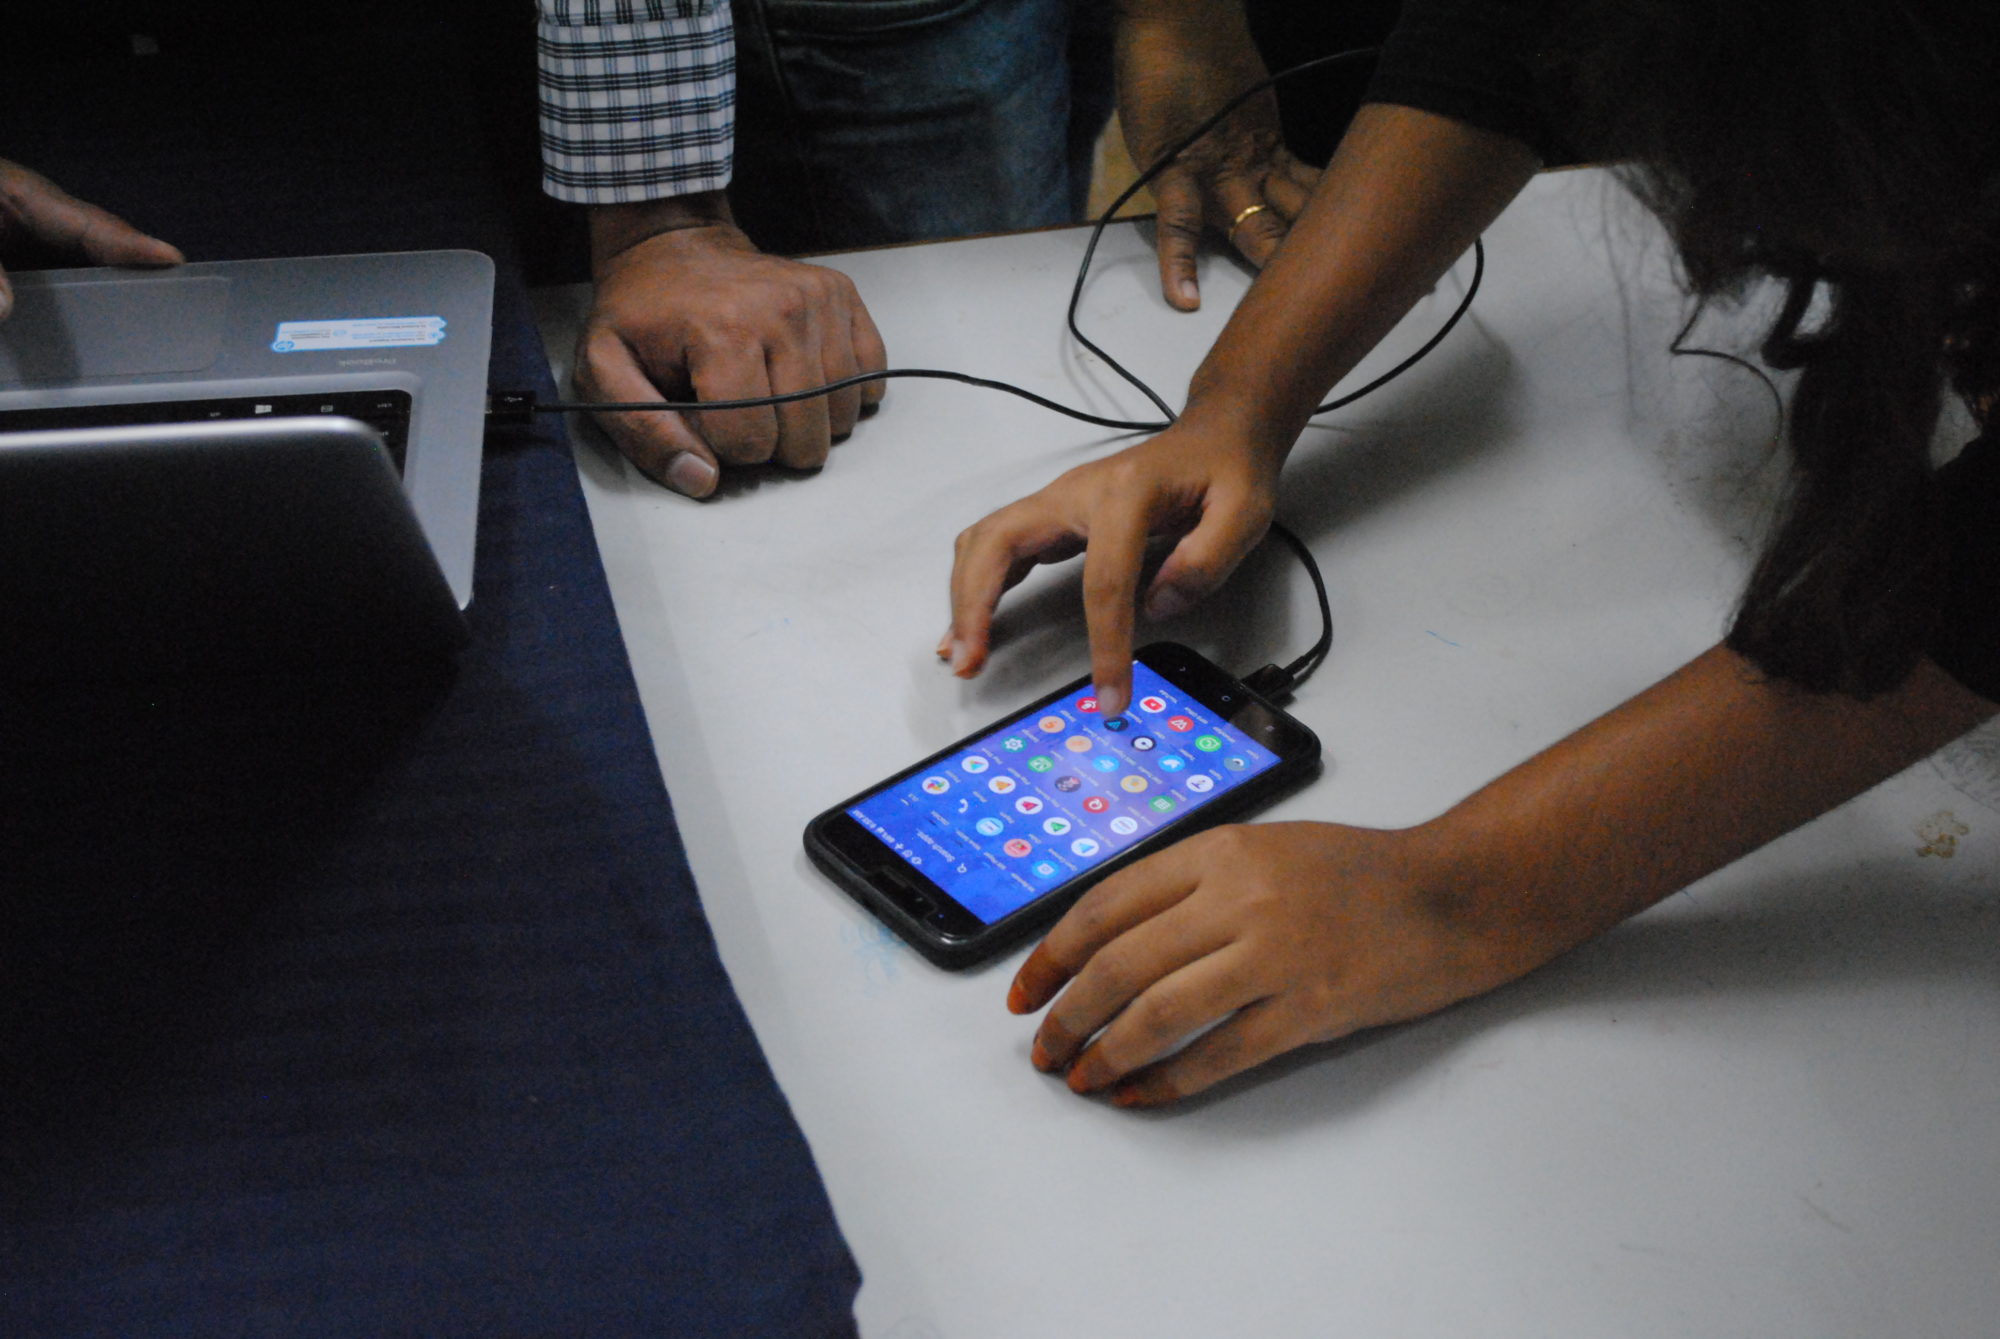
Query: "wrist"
1403 808 1604 983
587 191 745 273
1175 385 1307 472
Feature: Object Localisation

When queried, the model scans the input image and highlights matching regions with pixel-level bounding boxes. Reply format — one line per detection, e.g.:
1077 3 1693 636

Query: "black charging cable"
492 47 1488 702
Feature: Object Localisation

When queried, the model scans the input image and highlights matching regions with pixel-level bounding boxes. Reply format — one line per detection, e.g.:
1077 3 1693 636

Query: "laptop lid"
0 416 469 679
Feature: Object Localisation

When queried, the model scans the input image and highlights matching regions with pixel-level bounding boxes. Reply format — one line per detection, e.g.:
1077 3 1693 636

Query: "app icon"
1004 838 1033 857
1042 816 1073 836
1032 860 1062 879
1195 734 1224 752
1077 696 1100 713
1093 756 1120 772
1070 837 1101 858
1137 695 1167 714
988 775 1017 794
1109 816 1139 835
1038 716 1065 734
1120 775 1150 793
1003 737 1026 752
1158 755 1187 772
961 755 989 774
1014 796 1044 815
1167 716 1194 733
1131 735 1156 751
1082 796 1110 814
1224 756 1249 771
920 775 950 794
1149 796 1177 812
1065 735 1093 753
1186 774 1215 793
1054 775 1082 792
1103 716 1130 733
975 817 1005 837
1028 755 1056 773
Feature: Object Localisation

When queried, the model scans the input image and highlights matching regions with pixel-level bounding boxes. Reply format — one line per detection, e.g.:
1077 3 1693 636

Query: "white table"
536 170 2000 1339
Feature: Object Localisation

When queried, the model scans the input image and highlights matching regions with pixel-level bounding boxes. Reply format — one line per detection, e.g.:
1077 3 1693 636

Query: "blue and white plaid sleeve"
535 0 736 204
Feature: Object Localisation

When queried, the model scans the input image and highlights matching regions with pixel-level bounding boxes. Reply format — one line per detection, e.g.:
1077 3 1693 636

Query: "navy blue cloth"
0 20 859 1336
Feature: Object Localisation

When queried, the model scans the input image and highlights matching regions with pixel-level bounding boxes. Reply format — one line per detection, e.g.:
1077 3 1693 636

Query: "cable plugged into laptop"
486 389 539 426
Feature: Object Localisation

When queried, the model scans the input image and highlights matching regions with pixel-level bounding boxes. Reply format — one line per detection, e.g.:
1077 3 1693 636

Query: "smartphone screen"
842 659 1283 926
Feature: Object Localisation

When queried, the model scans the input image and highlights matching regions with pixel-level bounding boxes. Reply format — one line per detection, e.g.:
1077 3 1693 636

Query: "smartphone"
804 642 1321 969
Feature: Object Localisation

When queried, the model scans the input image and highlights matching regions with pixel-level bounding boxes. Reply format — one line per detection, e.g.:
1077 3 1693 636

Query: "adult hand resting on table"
575 192 889 498
1113 0 1322 310
0 158 183 321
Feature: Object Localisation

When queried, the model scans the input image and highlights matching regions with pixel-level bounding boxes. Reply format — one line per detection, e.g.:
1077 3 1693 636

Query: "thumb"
1143 492 1274 620
1149 169 1206 312
575 327 722 498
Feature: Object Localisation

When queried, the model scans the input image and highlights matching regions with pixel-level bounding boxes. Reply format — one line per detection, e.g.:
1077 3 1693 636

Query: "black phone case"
803 644 1321 970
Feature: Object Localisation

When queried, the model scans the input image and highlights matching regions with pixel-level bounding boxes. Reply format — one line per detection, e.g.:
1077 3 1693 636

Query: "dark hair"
1549 0 2000 695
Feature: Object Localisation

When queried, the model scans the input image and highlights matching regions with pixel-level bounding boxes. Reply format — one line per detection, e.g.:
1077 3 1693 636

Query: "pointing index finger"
1079 496 1152 719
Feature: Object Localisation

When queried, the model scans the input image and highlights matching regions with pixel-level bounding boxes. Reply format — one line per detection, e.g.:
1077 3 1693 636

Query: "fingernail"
1110 1082 1146 1109
1067 1059 1105 1094
949 638 972 676
1177 279 1199 308
1030 1038 1053 1071
1006 978 1030 1013
1145 585 1190 620
665 453 717 497
935 628 954 662
1095 686 1127 720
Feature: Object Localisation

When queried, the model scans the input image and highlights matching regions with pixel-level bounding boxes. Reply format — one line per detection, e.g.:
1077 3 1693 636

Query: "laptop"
0 250 492 677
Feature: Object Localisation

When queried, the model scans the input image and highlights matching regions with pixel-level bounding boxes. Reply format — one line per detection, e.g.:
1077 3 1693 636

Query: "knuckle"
1292 983 1348 1038
1062 897 1113 949
1195 824 1256 869
693 318 762 358
779 435 831 470
702 419 775 465
1085 943 1142 1000
1155 213 1205 245
1080 565 1129 603
1122 985 1184 1046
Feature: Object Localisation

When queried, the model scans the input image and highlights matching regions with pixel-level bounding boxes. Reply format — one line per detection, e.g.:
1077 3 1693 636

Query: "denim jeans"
729 0 1115 255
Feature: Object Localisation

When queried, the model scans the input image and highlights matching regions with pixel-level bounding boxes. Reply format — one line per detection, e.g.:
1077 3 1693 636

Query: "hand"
943 419 1281 717
1114 0 1322 311
576 210 888 498
1007 821 1555 1107
0 158 183 321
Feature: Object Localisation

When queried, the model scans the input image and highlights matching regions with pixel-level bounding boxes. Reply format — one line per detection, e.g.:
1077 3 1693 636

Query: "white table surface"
534 170 2000 1339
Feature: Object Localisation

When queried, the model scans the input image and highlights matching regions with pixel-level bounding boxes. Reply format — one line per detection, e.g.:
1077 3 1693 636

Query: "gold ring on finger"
1226 202 1269 244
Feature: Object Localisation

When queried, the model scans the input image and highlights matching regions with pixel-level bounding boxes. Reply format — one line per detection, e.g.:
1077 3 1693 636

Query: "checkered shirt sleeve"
535 0 736 204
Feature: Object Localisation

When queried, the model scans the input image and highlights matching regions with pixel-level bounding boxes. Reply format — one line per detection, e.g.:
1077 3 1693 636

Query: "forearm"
1430 645 1998 968
1182 102 1539 460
